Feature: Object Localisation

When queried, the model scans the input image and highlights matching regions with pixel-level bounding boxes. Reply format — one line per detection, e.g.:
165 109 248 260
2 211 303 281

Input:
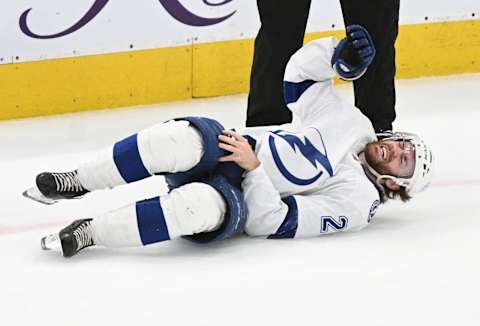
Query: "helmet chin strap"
362 158 409 190
377 175 407 188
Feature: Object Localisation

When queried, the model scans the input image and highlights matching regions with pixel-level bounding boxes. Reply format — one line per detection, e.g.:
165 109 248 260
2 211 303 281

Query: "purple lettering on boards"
158 0 235 26
19 0 109 39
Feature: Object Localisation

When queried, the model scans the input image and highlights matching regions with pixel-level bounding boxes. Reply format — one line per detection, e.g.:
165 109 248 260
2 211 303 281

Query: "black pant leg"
340 0 400 132
246 0 312 127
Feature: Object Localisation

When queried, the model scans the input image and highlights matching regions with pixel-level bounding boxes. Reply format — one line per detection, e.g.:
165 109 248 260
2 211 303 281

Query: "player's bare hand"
218 130 260 172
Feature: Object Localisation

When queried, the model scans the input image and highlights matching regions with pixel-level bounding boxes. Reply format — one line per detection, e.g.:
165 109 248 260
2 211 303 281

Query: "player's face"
364 139 415 178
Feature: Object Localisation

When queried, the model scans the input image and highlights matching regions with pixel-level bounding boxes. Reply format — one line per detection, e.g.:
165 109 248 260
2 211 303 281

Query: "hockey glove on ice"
331 24 376 81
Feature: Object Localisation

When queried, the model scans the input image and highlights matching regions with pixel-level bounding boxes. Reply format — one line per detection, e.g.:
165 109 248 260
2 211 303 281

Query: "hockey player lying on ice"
24 25 434 258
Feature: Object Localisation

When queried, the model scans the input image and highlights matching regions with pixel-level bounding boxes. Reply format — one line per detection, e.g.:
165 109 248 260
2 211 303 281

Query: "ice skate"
23 170 89 205
41 219 95 257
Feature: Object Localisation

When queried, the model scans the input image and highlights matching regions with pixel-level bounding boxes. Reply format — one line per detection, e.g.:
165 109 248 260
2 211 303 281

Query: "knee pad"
138 120 203 174
184 175 247 243
163 182 226 239
163 117 226 189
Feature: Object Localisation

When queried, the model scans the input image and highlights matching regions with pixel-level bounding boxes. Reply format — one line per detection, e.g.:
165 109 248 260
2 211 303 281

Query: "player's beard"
364 141 387 175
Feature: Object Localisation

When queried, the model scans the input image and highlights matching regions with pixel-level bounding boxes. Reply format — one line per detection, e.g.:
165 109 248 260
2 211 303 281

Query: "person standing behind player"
247 0 399 133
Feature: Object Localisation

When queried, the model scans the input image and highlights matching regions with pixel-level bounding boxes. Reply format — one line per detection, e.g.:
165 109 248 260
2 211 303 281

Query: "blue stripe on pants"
113 134 151 183
136 197 170 245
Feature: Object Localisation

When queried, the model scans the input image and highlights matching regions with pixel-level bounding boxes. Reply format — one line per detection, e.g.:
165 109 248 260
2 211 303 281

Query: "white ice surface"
1 75 479 326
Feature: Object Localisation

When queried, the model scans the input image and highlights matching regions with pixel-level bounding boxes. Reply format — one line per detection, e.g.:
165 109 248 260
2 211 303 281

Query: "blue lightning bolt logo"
268 129 333 185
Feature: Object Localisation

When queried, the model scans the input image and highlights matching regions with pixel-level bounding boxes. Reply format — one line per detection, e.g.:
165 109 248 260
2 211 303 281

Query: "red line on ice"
430 179 480 187
1 179 479 237
0 221 63 236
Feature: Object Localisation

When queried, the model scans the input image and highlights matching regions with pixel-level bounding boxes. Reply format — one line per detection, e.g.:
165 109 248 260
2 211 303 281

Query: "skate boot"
23 170 89 205
41 219 95 257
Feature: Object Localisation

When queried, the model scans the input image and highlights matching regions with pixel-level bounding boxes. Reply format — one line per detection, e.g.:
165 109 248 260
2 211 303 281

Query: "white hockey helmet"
367 131 434 196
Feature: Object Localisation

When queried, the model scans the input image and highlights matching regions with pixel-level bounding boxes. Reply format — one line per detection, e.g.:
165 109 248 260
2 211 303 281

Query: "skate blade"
22 187 58 205
41 233 61 251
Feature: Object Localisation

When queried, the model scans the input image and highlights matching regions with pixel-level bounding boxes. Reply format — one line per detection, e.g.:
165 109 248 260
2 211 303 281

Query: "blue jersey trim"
268 196 299 239
283 80 316 105
136 196 170 245
113 134 151 183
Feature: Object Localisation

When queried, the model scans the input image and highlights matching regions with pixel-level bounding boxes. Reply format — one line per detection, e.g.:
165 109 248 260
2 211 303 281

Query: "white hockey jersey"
241 37 381 238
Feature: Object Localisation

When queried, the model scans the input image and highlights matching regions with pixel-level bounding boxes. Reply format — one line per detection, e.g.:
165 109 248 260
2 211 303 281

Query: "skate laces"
53 171 85 193
73 221 94 249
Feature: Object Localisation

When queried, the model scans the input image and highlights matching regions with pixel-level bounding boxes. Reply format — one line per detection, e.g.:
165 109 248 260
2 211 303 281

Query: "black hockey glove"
331 24 376 81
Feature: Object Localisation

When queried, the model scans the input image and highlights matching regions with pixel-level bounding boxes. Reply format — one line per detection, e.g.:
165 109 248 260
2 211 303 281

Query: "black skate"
41 219 95 257
23 170 89 205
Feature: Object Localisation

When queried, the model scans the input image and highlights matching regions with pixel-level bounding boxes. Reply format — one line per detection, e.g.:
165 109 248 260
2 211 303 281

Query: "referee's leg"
340 0 400 132
247 0 312 127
